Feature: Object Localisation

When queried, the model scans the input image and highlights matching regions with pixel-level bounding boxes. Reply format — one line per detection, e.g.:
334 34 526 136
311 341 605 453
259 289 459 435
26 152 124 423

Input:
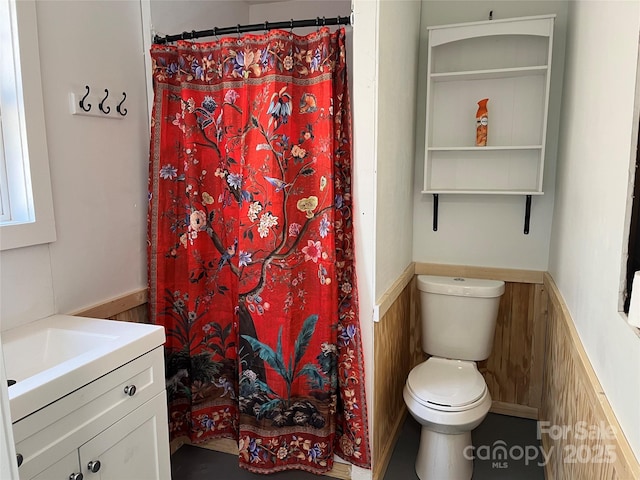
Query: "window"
624 117 640 314
0 106 11 222
0 0 55 251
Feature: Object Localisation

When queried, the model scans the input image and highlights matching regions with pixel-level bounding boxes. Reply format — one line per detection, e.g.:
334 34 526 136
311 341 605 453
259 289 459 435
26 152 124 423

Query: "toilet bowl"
404 357 492 480
404 275 504 480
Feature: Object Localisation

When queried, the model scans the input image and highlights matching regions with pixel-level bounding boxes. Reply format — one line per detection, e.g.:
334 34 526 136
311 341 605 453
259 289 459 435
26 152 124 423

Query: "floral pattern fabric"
148 27 370 474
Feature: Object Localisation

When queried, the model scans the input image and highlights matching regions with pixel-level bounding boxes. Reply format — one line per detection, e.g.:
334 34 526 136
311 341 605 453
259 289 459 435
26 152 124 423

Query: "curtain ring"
181 31 187 40
191 30 197 42
316 17 320 30
289 18 294 33
213 26 218 40
322 16 326 27
264 21 269 33
236 24 241 38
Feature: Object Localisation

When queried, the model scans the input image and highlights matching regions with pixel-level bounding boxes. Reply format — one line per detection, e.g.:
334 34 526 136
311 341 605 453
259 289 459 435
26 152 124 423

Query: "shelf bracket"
524 195 532 234
433 194 439 231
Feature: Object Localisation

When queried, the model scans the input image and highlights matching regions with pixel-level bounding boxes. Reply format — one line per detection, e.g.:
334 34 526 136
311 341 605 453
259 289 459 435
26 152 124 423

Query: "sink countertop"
3 314 165 422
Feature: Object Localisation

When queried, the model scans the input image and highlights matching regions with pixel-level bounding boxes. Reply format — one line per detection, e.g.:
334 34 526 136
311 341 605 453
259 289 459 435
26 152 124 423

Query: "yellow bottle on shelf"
475 98 489 146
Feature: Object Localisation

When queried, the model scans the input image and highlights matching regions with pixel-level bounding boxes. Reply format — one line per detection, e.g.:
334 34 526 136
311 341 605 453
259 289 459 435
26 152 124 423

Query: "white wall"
248 0 350 33
375 0 421 300
0 338 18 480
412 1 568 271
351 2 377 477
548 0 640 460
0 0 150 331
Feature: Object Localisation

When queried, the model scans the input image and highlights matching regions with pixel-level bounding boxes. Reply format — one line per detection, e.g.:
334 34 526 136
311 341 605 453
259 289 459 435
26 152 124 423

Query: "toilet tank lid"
417 275 505 298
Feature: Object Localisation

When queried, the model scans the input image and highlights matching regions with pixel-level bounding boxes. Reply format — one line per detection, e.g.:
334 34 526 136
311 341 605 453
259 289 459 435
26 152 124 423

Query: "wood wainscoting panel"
72 288 148 322
373 280 418 480
476 281 546 413
478 282 536 407
529 284 548 410
410 277 425 369
108 302 148 323
542 273 640 480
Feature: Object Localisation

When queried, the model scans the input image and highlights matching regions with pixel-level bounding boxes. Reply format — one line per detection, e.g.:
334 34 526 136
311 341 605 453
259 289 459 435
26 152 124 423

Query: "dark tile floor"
171 413 545 479
385 413 545 480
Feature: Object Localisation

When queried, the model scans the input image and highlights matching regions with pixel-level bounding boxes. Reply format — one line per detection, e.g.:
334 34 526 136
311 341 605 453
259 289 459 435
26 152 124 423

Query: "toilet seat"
406 357 487 412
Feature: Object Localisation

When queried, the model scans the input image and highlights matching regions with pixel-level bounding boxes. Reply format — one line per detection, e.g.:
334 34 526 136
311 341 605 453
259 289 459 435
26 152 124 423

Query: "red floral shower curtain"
148 27 370 474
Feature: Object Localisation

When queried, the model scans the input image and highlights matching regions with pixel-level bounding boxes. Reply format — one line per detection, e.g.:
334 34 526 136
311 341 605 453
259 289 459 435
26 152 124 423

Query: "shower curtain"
148 27 370 474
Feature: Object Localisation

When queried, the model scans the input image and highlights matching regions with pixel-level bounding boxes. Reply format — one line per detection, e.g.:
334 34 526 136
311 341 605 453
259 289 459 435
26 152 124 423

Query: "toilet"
403 275 505 480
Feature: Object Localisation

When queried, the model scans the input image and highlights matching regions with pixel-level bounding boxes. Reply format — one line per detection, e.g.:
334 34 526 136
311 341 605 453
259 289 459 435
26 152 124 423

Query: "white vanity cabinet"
423 15 555 232
13 347 170 480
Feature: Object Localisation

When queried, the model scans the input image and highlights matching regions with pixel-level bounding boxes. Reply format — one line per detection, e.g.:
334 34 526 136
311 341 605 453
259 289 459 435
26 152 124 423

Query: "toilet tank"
417 275 505 361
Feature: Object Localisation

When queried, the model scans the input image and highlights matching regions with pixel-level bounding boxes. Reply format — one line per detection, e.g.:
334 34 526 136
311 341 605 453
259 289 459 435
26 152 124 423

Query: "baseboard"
373 407 408 480
490 401 539 420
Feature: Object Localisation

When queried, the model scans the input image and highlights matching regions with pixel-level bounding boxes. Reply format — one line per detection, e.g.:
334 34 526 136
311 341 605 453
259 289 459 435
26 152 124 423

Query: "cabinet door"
78 392 170 480
28 451 80 480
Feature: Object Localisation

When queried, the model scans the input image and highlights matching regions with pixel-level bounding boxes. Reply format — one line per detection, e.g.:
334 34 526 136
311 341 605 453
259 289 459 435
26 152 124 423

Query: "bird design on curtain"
148 27 370 474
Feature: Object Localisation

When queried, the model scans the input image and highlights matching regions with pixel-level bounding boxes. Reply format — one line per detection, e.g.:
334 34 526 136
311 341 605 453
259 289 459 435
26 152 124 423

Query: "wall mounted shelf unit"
423 15 555 234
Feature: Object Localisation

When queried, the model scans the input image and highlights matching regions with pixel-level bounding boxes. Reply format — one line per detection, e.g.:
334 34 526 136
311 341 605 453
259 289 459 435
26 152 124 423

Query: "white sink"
2 314 165 422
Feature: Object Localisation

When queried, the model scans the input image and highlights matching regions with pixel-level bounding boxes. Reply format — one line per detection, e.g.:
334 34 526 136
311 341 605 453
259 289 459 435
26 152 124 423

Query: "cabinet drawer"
14 347 165 479
79 391 171 480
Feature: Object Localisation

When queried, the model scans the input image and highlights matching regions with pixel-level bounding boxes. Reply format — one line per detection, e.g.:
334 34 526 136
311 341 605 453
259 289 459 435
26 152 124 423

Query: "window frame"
0 0 55 251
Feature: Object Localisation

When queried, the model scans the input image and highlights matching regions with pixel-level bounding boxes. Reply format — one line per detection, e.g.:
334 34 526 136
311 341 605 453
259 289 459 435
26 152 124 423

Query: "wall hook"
71 86 124 119
116 92 127 116
79 85 91 112
98 89 110 114
524 195 532 234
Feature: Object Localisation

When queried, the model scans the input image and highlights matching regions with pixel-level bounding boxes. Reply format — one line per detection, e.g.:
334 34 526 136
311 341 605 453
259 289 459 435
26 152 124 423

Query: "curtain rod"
153 15 352 45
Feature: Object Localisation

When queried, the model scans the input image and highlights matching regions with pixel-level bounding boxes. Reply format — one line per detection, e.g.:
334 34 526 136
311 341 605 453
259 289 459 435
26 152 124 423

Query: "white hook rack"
69 85 127 119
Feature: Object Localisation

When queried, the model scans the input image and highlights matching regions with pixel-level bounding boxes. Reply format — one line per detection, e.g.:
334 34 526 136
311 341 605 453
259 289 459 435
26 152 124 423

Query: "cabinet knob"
69 473 83 480
123 384 137 396
16 453 23 467
87 460 101 473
